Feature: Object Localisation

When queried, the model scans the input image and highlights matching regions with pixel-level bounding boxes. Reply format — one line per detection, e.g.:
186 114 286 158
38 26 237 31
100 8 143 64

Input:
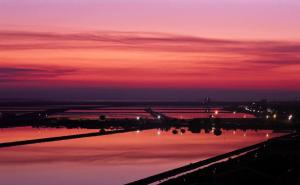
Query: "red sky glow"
0 0 299 100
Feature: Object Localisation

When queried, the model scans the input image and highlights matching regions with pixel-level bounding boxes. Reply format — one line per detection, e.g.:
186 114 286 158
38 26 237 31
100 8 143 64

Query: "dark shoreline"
155 132 300 185
128 132 296 185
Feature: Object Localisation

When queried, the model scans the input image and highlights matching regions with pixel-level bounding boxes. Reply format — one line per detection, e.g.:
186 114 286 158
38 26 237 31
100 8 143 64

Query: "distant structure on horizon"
203 97 211 105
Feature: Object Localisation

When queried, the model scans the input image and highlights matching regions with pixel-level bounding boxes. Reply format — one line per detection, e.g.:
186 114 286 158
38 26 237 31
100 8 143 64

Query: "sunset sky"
0 0 300 101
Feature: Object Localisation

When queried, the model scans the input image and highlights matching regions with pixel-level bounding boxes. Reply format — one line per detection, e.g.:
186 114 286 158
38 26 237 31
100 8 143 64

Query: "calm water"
0 127 98 143
0 128 283 185
48 107 255 120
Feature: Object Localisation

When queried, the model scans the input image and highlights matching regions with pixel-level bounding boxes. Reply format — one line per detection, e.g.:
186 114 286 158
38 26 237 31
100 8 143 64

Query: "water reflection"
0 123 269 146
0 128 284 185
0 127 97 143
157 125 224 136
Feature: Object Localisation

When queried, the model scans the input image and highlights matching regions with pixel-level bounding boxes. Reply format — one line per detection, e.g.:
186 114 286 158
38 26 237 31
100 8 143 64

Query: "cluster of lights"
157 115 161 119
136 116 140 121
265 114 294 121
214 110 219 115
244 106 294 122
244 106 263 113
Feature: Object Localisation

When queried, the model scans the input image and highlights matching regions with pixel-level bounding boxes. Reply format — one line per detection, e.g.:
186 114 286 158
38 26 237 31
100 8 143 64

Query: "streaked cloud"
1 30 300 54
0 30 299 92
0 66 78 82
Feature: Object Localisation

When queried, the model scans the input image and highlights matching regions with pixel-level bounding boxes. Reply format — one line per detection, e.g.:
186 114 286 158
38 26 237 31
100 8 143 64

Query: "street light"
288 114 293 121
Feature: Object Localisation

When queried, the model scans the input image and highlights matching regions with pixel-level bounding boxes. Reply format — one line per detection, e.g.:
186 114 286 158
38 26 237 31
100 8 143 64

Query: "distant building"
204 97 211 105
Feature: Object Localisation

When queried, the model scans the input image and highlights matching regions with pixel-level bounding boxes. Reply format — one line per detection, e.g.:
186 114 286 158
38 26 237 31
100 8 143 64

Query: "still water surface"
0 128 283 185
0 127 97 143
